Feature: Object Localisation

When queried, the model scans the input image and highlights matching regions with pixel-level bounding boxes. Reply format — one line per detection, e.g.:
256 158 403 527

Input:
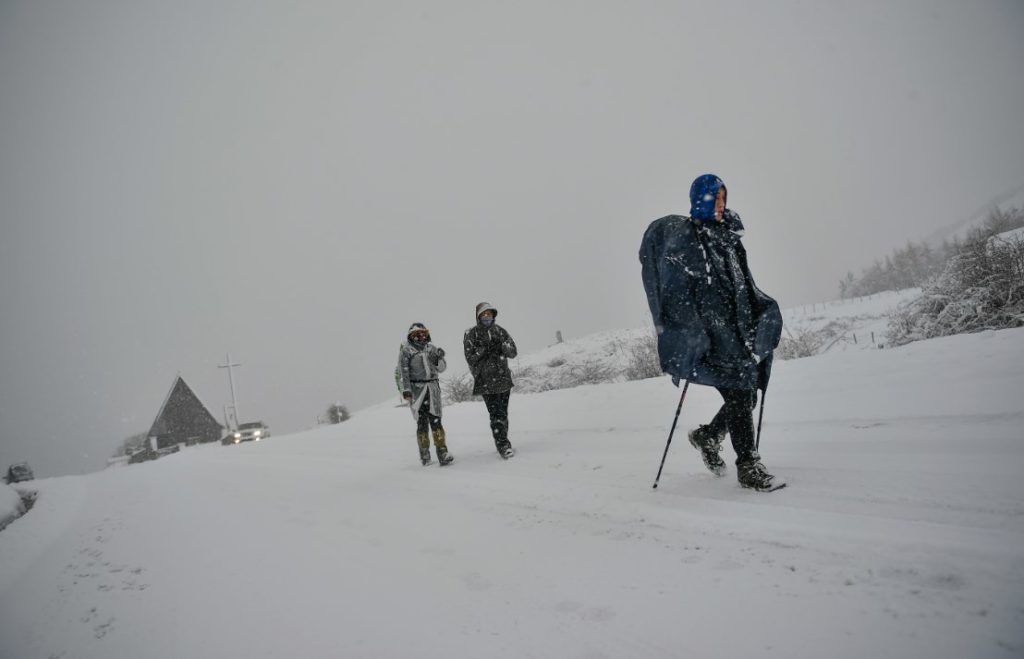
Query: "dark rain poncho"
639 210 782 390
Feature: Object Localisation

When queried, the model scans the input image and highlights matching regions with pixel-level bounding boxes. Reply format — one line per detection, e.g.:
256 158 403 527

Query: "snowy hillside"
505 327 654 392
455 291 922 400
780 289 920 351
2 317 1023 658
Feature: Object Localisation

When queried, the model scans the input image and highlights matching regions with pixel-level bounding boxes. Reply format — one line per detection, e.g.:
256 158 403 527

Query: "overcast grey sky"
2 0 1023 477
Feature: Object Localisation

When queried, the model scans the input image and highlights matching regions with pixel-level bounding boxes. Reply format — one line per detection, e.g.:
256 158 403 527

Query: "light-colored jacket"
398 342 447 417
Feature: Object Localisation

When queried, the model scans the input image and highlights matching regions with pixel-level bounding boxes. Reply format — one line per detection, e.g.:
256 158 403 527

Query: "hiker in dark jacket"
398 323 453 466
639 174 783 491
463 302 518 459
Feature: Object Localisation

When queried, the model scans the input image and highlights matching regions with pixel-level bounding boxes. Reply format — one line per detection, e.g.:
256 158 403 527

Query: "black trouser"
416 391 443 435
481 391 511 452
707 387 758 464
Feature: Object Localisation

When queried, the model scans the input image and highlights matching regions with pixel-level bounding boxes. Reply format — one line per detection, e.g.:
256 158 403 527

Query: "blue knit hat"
689 174 726 222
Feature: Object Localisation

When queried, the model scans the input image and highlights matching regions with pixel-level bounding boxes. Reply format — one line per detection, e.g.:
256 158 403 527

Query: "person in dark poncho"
639 174 783 491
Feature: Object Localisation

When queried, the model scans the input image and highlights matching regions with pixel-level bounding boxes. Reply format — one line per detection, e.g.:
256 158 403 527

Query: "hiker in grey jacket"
463 302 518 459
398 323 453 466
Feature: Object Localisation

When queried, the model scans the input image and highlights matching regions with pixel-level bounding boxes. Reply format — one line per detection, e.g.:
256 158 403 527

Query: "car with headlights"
222 421 270 445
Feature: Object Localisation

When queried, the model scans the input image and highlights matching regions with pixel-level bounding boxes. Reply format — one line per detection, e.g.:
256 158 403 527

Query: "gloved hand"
745 340 761 365
435 347 445 359
403 391 412 401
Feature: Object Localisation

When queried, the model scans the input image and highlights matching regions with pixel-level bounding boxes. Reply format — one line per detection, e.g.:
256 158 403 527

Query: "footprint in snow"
93 618 115 639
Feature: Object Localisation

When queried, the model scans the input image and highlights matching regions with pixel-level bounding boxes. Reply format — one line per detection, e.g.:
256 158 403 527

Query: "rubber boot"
433 427 454 466
417 431 432 466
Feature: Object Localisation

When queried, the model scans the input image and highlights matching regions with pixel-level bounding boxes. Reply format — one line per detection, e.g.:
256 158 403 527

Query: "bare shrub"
567 361 617 387
776 326 827 360
623 331 662 380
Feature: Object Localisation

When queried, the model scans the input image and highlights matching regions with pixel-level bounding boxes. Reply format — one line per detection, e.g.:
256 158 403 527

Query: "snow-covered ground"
0 484 24 532
1 322 1023 658
780 289 921 352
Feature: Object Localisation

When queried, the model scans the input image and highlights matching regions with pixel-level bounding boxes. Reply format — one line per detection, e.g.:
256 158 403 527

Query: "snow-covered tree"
326 403 351 424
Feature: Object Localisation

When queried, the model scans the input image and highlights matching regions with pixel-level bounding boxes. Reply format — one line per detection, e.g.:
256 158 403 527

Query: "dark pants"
707 387 758 464
481 391 512 453
415 391 446 455
416 406 442 435
416 391 443 435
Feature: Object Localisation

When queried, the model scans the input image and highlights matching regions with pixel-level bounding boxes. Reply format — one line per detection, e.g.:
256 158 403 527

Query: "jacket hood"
475 302 498 321
407 322 431 342
689 173 727 222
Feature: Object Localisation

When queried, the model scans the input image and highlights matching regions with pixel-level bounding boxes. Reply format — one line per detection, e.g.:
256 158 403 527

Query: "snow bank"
0 484 24 532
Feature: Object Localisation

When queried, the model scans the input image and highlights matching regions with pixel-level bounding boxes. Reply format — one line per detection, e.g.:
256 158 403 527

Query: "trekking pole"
755 390 767 451
652 380 690 489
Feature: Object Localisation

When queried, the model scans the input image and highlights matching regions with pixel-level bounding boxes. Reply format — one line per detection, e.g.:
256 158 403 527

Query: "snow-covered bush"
513 361 618 393
776 326 826 360
0 484 26 532
441 329 655 400
889 231 1024 345
325 403 351 424
622 331 661 380
112 432 148 458
776 318 861 360
441 372 478 404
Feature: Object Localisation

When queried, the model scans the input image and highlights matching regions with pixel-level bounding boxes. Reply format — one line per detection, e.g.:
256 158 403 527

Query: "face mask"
480 317 494 327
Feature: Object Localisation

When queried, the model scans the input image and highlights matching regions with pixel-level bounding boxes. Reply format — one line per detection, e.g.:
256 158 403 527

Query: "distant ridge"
922 181 1024 246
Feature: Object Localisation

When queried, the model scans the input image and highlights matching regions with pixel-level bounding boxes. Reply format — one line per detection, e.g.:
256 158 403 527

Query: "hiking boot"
499 445 516 460
737 458 779 491
420 449 433 466
688 425 726 476
437 449 454 466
